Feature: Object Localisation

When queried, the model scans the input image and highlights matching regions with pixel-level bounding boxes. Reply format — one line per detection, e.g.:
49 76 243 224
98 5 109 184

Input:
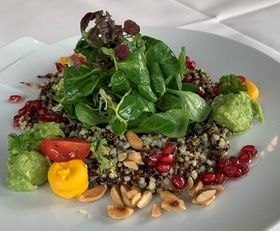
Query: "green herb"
218 74 248 94
90 136 113 173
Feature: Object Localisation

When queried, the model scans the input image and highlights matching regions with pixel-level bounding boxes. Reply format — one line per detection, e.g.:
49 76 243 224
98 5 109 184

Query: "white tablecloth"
0 0 280 230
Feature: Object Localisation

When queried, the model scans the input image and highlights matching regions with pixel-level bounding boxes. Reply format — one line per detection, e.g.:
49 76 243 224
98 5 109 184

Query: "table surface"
0 0 280 230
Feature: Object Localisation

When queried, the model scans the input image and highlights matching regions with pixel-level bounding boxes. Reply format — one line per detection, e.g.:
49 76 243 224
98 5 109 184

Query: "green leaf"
156 93 182 111
167 89 211 122
134 109 189 138
110 71 131 95
64 66 106 100
182 83 199 93
118 92 155 120
75 102 110 127
110 118 127 136
147 62 166 97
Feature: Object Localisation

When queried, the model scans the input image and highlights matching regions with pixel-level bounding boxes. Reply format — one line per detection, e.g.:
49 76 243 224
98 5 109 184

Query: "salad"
7 10 264 219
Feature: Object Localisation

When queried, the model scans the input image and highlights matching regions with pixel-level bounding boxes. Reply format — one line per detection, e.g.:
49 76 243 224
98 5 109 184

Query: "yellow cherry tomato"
48 159 88 199
246 79 259 101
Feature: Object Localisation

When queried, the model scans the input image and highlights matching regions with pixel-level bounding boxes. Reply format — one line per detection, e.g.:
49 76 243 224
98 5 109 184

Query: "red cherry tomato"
41 138 91 162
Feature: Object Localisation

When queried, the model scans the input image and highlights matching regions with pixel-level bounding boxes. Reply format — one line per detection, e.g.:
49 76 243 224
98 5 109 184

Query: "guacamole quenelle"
7 122 65 191
211 91 264 133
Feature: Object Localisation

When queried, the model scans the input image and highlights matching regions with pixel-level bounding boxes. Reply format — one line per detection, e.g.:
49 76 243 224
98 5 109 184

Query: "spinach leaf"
110 118 127 136
167 89 211 122
134 109 189 138
110 71 131 95
75 102 110 127
117 50 157 102
63 66 107 100
118 92 155 120
156 93 182 111
147 62 166 97
182 83 199 93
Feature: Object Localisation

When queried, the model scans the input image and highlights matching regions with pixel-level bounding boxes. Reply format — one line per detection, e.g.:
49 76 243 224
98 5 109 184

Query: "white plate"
0 28 279 231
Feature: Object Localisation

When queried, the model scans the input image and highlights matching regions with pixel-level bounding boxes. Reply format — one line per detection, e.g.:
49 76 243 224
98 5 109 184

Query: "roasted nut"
158 190 178 201
120 185 134 208
187 177 194 190
137 191 153 208
188 181 203 197
110 186 124 206
78 185 107 202
192 195 216 206
151 203 161 218
161 198 186 212
131 192 142 206
196 189 216 203
117 152 127 162
128 151 144 165
123 160 138 170
127 189 140 199
126 131 144 150
203 184 224 194
107 205 134 220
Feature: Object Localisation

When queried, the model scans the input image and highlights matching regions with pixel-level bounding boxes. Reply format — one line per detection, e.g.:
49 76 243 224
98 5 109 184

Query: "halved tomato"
41 138 91 162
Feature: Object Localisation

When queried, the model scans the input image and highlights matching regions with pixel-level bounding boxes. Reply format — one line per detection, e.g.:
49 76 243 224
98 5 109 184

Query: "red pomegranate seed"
215 158 230 170
238 163 249 175
26 100 42 109
13 115 21 127
212 83 220 96
171 174 186 189
145 159 157 167
9 95 22 103
241 145 257 158
200 172 216 185
38 108 49 115
160 154 176 165
148 152 162 162
222 165 242 178
198 87 206 98
18 105 29 116
186 60 196 70
215 172 225 184
162 143 177 155
155 163 171 173
238 75 247 84
238 152 251 164
229 156 240 166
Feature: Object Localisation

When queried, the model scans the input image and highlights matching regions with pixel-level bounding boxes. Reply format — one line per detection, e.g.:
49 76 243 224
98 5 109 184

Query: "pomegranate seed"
145 159 157 167
198 87 206 98
241 145 257 158
9 95 22 103
238 163 250 175
160 154 176 165
229 156 240 166
171 174 186 189
215 172 225 184
26 100 42 109
215 158 230 170
148 152 162 162
38 108 49 115
200 172 216 185
186 60 196 70
13 115 21 127
162 143 177 155
238 152 251 164
212 83 220 96
222 165 242 178
18 105 29 116
155 163 171 173
238 75 247 84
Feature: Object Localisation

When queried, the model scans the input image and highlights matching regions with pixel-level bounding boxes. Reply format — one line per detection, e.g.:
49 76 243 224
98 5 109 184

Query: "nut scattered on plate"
78 185 107 203
151 203 161 218
107 205 134 220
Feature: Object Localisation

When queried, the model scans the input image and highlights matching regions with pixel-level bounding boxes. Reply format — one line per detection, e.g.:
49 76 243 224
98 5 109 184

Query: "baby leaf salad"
55 10 210 137
7 10 265 219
